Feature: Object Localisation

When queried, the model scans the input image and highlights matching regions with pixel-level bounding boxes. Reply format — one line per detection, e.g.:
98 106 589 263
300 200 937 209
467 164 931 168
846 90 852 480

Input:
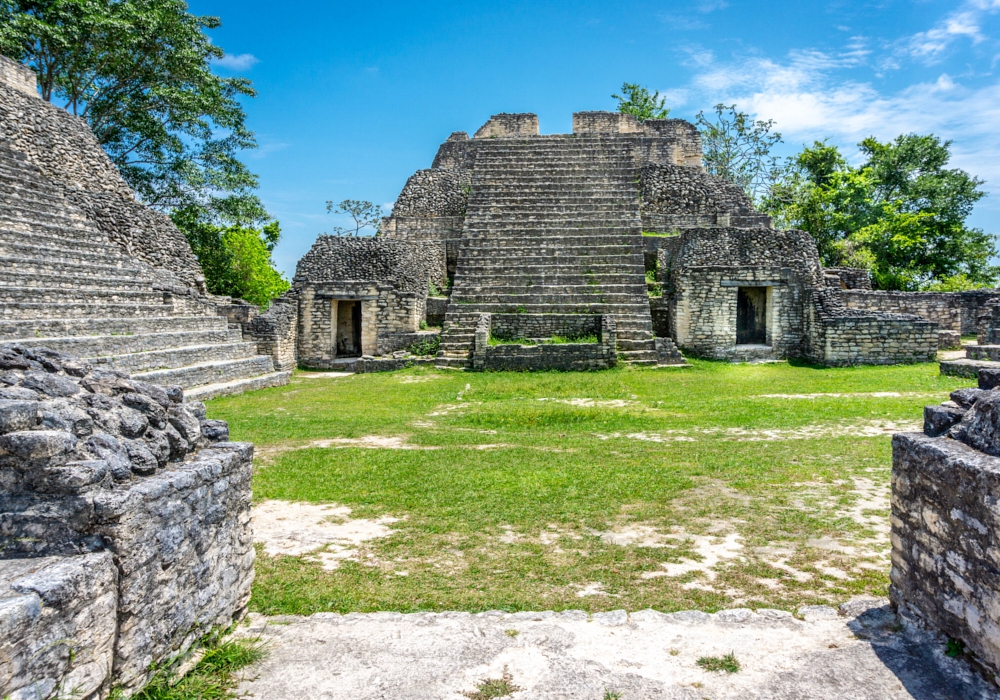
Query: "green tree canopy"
0 0 265 224
612 82 669 122
697 104 784 204
173 206 289 309
765 135 997 291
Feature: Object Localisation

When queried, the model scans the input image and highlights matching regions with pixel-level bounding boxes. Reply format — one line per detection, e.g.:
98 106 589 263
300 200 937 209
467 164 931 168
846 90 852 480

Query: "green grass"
126 637 265 700
206 360 971 617
697 652 741 673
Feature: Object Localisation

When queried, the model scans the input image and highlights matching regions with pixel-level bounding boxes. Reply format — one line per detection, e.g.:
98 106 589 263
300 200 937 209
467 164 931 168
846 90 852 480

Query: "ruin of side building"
0 55 294 397
324 109 937 369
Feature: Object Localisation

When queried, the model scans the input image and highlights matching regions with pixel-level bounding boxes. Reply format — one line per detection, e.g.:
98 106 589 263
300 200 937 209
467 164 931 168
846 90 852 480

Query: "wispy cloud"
907 0 1000 61
213 53 259 71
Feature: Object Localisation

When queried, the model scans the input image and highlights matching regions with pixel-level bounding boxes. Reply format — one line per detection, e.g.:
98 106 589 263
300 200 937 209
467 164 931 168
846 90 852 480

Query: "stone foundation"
0 345 254 698
471 314 617 371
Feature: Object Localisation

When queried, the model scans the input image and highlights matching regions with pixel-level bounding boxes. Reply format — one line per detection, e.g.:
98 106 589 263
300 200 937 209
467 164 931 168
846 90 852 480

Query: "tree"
325 199 383 236
765 135 997 291
612 82 669 122
696 104 784 204
0 0 265 224
172 206 289 309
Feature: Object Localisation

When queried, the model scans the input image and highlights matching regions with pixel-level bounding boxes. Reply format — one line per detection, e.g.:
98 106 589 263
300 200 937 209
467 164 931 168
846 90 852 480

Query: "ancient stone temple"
0 55 293 397
348 110 937 369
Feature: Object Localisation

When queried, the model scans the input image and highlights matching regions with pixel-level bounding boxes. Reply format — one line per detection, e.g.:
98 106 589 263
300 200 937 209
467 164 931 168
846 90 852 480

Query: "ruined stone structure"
0 55 290 397
890 371 1000 682
0 344 253 699
366 110 936 368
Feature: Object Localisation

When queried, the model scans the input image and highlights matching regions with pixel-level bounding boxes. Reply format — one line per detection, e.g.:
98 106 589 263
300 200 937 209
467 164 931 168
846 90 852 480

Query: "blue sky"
190 0 1000 277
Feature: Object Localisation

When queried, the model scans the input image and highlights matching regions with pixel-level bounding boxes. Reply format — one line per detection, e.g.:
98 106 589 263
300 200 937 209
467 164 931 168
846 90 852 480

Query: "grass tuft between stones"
461 665 523 699
123 636 266 700
696 651 741 673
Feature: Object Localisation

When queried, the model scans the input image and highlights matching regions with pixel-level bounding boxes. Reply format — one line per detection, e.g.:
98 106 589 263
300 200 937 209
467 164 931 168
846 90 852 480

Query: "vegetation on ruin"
612 82 669 121
205 360 972 617
325 199 384 236
125 636 265 700
174 208 290 310
764 135 998 291
0 0 267 225
697 104 784 205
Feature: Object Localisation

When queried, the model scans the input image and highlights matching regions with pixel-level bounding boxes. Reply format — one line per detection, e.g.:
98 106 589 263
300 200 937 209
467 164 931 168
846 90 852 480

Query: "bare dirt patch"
754 392 934 399
536 397 636 408
253 500 399 570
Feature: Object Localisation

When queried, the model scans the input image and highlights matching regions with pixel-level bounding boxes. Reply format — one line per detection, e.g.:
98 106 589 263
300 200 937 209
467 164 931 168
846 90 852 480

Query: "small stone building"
293 236 431 367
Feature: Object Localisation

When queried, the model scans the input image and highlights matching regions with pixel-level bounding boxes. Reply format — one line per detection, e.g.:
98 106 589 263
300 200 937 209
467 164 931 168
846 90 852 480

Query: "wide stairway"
0 143 290 399
438 135 662 366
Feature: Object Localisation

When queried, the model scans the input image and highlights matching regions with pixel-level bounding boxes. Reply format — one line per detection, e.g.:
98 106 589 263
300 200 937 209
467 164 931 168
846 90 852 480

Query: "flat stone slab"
940 358 1000 378
234 600 998 699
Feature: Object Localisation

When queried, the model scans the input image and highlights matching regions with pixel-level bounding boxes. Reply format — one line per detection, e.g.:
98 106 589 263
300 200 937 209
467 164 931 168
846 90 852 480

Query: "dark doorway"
336 301 362 356
736 287 767 345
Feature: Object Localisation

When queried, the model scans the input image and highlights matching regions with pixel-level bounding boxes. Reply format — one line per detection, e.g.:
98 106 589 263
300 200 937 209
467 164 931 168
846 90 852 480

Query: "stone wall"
807 289 938 366
294 236 430 294
0 65 204 290
473 113 539 138
890 381 1000 678
0 54 38 97
843 290 962 333
471 313 617 371
639 164 755 220
249 296 298 371
0 344 253 697
572 111 644 135
823 267 872 290
391 169 471 218
490 313 602 340
1 553 118 700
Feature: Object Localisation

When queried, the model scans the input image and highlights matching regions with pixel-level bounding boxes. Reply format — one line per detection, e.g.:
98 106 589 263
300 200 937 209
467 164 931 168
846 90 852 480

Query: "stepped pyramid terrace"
0 56 294 398
295 110 943 370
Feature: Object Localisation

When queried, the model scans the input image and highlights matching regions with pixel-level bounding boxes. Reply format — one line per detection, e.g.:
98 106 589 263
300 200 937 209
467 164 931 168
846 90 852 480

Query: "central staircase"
437 135 664 366
0 142 290 398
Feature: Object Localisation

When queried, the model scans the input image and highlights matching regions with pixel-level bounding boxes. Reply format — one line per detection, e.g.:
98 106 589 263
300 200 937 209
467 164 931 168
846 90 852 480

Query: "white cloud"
213 53 259 70
907 0 1000 60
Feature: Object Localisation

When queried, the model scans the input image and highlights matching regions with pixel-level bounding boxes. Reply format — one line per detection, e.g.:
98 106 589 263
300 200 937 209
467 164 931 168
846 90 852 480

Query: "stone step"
453 275 644 287
132 355 277 389
0 252 147 279
0 217 113 247
0 237 138 269
966 345 1000 362
184 370 292 401
91 341 259 373
0 300 175 320
0 203 94 230
450 292 648 305
0 268 154 292
0 315 229 344
0 314 229 340
11 327 243 357
0 285 165 306
940 358 1000 378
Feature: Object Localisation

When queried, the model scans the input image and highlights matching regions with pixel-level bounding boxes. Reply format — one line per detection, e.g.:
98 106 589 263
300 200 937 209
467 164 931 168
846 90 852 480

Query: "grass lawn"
205 359 973 617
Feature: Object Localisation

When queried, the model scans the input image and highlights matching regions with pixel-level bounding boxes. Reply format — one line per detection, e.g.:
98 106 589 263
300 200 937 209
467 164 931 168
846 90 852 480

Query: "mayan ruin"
4 1 1000 696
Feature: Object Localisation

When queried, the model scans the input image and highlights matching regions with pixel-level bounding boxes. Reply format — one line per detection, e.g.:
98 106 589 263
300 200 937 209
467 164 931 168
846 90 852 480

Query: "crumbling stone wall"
490 313 602 341
1 553 118 700
843 290 962 333
294 236 430 294
0 344 253 698
249 296 298 371
891 376 1000 678
806 288 938 366
823 267 872 290
473 113 539 138
471 313 617 371
0 57 204 290
639 164 770 230
0 54 38 97
392 169 471 217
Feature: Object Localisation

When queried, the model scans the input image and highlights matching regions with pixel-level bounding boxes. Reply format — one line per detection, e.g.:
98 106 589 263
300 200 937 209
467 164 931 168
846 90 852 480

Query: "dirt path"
235 600 997 699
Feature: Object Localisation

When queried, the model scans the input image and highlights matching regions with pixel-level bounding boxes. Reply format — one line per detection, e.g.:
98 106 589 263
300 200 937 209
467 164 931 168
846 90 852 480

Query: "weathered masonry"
0 55 292 397
337 109 938 369
0 345 254 699
890 371 1000 683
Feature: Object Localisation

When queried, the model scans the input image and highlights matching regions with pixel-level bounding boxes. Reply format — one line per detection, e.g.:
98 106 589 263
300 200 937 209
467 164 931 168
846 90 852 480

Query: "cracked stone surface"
234 599 999 699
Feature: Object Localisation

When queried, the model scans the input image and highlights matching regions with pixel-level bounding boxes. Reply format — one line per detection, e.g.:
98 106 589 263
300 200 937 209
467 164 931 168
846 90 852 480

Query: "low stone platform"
940 357 1000 378
235 600 997 699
